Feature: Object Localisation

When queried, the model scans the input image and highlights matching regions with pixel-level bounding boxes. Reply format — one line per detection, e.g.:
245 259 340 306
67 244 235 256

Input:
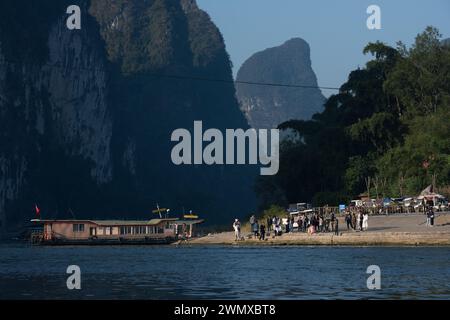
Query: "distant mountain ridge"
236 38 325 129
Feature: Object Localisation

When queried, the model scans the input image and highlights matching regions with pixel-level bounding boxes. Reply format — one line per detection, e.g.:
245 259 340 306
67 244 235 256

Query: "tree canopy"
256 27 450 209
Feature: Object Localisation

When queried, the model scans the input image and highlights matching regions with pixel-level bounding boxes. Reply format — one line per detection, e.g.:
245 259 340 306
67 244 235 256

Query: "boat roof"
33 218 178 226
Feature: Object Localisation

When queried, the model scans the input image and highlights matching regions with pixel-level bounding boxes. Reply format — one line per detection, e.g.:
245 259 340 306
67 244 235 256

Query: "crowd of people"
232 203 440 241
343 210 369 231
233 210 372 241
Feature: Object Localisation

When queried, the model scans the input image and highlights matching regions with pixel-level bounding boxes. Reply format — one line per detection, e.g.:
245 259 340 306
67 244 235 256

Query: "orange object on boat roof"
184 214 199 219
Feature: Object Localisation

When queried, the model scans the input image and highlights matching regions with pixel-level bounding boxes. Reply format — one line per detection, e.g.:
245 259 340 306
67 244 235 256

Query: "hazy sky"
197 0 450 97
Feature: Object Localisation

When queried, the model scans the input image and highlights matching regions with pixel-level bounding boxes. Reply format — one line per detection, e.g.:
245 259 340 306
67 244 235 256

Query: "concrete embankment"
187 231 450 246
187 214 450 246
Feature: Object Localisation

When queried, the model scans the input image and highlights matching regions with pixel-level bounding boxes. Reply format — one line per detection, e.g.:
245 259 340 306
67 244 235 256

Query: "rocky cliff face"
236 38 325 129
0 0 256 236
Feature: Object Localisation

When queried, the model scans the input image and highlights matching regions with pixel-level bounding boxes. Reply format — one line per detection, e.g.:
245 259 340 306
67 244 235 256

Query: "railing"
292 205 449 216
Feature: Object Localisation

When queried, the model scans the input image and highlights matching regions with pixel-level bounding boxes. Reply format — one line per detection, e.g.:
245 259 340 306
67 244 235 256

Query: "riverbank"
187 213 450 246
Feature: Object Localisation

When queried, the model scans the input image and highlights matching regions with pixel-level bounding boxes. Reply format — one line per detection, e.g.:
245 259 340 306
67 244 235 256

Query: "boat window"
120 226 132 235
73 224 85 232
134 226 147 234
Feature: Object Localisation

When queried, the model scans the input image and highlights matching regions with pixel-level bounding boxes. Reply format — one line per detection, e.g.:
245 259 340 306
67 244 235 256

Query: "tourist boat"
30 217 204 245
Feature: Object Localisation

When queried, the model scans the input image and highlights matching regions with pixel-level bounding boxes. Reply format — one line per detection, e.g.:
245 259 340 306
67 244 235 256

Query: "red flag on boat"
35 204 40 218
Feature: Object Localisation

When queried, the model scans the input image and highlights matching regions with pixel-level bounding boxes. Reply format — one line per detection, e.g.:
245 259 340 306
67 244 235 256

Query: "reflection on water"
0 243 449 299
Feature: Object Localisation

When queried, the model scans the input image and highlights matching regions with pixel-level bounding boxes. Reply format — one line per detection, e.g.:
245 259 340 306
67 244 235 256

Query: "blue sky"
197 0 450 96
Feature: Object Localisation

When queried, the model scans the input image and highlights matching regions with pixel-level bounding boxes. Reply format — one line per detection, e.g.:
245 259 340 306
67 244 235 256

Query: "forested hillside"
0 0 256 235
256 27 450 209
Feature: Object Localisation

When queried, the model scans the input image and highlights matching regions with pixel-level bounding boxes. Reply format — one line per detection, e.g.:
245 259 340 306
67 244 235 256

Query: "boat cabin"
34 218 182 244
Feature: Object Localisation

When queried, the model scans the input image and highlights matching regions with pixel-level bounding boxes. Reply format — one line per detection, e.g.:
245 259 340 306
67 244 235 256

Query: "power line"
144 72 340 90
1 57 340 91
236 79 339 90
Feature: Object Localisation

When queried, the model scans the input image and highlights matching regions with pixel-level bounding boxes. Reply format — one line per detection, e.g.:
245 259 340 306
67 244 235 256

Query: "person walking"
233 219 241 241
334 218 339 236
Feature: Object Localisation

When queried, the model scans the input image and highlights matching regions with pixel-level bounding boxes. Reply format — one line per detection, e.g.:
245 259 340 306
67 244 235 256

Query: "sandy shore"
186 213 450 246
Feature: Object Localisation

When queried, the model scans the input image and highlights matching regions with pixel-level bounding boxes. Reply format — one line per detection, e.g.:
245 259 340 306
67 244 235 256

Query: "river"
1 243 449 299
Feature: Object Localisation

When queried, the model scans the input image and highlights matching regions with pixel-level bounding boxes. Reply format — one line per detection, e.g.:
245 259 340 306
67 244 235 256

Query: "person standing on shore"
306 215 310 232
429 206 435 227
309 215 315 233
289 215 294 233
363 212 369 231
352 212 357 230
267 217 272 232
259 224 266 240
356 211 361 230
249 215 256 233
308 221 315 235
359 211 364 231
345 212 352 230
274 223 282 236
233 219 241 241
282 216 288 233
330 212 336 232
253 220 259 238
334 218 339 236
324 214 330 232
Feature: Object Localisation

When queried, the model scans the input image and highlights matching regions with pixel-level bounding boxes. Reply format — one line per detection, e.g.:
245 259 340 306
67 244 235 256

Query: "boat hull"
36 236 177 246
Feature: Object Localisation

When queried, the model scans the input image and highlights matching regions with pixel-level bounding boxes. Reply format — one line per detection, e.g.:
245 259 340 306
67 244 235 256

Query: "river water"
0 243 449 299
